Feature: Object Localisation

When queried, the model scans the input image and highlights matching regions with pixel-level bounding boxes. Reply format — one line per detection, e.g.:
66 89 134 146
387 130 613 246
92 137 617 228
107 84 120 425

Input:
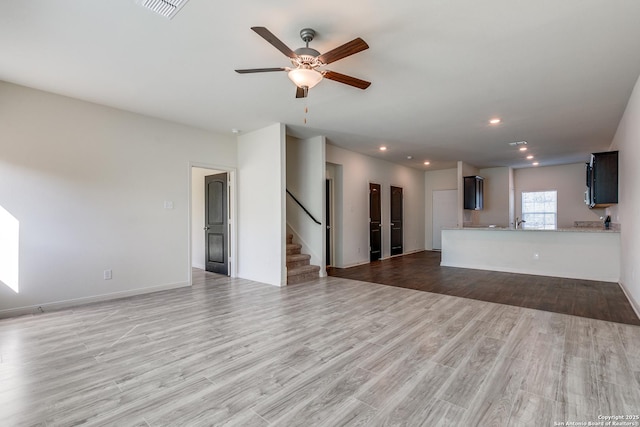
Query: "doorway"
432 189 457 250
190 164 236 281
369 183 382 261
390 186 403 256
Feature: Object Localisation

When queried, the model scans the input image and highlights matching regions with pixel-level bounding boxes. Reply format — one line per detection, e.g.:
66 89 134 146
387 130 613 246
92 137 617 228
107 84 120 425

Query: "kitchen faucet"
515 217 526 229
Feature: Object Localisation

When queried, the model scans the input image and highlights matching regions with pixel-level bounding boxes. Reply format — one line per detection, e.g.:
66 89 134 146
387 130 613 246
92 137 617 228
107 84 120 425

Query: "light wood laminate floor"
1 270 639 426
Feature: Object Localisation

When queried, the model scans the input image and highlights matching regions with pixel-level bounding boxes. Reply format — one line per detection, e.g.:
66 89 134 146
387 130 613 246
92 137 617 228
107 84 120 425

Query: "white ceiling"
2 0 640 170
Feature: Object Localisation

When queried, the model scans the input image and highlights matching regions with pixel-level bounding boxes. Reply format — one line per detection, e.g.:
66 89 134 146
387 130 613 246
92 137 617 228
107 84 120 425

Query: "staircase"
286 234 320 285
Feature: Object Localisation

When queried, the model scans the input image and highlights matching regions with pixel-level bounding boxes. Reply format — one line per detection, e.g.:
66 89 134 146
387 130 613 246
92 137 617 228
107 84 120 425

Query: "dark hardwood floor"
327 251 640 326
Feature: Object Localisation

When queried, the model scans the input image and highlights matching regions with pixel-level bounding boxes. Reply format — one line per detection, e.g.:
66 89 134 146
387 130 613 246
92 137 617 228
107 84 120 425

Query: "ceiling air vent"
136 0 189 19
508 141 528 147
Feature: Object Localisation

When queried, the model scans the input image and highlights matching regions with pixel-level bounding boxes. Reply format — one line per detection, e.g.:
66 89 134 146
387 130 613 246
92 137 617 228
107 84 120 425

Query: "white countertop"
445 226 619 233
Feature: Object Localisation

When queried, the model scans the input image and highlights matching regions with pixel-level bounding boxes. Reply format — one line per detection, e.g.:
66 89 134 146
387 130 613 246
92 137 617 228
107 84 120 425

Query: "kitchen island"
441 227 620 282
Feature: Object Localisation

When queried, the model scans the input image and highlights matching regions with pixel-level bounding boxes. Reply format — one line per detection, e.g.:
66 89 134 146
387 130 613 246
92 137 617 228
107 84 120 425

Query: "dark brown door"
369 183 382 262
205 173 228 274
326 179 331 266
390 186 403 256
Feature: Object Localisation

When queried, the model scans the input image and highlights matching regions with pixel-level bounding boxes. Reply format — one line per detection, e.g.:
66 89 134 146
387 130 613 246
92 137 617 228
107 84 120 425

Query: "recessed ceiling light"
519 147 528 152
526 155 534 160
407 155 413 160
532 162 539 166
379 146 387 151
231 128 240 134
489 118 501 125
424 161 430 165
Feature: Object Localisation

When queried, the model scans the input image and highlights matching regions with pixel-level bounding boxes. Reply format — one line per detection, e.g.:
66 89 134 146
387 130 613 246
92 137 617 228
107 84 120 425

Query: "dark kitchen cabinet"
464 175 484 210
585 151 618 208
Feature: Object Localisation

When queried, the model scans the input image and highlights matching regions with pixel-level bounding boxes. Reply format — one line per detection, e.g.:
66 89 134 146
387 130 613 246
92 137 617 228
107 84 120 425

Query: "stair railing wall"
286 189 321 225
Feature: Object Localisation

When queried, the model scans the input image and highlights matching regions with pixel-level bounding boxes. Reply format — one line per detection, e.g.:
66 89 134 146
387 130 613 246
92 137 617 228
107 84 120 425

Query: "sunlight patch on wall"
0 205 19 293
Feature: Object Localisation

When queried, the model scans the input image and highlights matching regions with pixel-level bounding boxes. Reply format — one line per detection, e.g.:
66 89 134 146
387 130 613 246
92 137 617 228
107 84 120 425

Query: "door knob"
204 227 210 230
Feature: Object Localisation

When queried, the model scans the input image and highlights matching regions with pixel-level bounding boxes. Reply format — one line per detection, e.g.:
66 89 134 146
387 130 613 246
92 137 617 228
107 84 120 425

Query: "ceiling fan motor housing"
292 48 323 69
294 47 321 57
294 29 322 67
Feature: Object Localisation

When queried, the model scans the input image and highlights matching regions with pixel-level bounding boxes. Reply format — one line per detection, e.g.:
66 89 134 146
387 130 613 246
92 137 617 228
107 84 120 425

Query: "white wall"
477 167 510 227
609 73 640 316
514 163 605 228
424 168 457 250
237 123 286 286
0 82 237 316
286 135 325 272
326 144 425 267
191 167 223 269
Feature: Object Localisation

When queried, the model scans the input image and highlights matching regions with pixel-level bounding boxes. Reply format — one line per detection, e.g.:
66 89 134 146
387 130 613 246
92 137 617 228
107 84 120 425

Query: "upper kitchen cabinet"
585 151 618 208
464 175 484 210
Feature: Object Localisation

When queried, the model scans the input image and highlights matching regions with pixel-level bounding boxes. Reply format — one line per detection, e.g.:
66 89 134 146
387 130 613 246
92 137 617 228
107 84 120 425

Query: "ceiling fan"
235 27 371 98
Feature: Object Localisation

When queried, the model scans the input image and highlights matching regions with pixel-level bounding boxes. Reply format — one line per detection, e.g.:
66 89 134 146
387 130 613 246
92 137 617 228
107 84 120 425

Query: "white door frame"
326 177 335 267
188 162 238 285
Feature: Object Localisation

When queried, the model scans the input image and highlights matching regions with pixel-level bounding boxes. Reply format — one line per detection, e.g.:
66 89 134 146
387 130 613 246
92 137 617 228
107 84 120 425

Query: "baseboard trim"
0 281 190 319
618 280 640 320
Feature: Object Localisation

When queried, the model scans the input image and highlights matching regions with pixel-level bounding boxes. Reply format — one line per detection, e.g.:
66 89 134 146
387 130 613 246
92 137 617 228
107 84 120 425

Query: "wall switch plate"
104 269 112 280
164 201 174 209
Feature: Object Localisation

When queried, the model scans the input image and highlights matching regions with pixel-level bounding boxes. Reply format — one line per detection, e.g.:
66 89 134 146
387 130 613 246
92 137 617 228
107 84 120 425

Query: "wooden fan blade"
251 27 297 58
323 71 371 90
235 67 287 74
317 38 369 65
295 86 308 98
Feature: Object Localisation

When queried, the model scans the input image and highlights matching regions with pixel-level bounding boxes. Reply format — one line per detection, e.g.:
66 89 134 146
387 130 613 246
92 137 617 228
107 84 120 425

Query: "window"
521 191 557 229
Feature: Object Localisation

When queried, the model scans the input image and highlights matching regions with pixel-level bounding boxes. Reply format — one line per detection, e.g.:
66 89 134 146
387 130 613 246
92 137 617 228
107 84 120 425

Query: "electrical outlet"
104 269 112 280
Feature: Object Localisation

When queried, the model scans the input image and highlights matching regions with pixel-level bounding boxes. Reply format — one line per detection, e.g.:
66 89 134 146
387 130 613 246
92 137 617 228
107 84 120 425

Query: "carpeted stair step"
287 264 320 285
287 253 311 269
286 243 302 255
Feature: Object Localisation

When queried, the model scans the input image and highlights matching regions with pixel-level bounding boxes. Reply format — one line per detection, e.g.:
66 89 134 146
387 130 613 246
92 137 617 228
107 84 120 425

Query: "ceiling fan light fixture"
287 68 323 89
